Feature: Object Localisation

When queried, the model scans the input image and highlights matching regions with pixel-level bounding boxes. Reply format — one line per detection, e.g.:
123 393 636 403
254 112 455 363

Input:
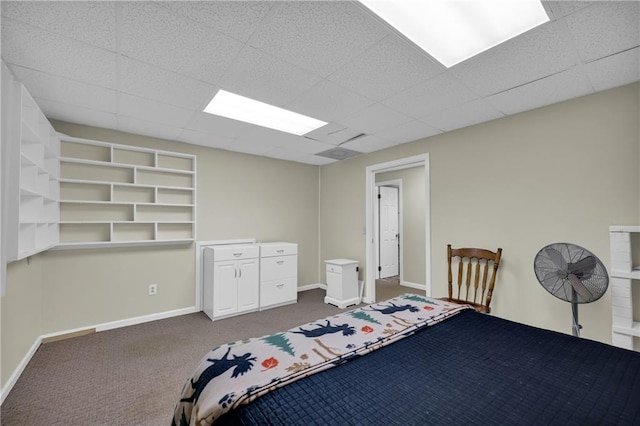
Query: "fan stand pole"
571 289 581 337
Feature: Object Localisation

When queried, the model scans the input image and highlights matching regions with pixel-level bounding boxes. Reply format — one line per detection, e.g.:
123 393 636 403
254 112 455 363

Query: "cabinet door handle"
277 260 285 265
233 252 243 257
276 283 284 288
239 267 242 278
234 268 237 278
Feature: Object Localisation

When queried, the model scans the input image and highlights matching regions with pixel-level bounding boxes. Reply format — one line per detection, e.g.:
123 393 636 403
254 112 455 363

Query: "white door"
213 261 238 317
237 258 259 312
379 186 399 278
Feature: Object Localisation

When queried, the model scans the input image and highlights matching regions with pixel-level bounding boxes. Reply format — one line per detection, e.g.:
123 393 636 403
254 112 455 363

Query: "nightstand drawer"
260 242 297 258
261 255 297 281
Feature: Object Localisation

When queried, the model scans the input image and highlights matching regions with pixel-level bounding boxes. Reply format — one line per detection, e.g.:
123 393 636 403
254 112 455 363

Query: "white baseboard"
1 336 42 406
1 305 198 405
298 283 326 292
400 281 427 292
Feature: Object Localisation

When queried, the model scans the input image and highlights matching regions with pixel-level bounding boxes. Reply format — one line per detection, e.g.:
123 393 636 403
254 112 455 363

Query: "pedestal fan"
533 243 609 337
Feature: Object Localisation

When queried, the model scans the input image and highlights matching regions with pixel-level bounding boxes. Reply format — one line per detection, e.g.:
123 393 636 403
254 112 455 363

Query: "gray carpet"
1 289 357 426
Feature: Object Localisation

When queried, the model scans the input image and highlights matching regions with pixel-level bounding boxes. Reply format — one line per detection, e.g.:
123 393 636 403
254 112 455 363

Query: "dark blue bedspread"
216 309 640 425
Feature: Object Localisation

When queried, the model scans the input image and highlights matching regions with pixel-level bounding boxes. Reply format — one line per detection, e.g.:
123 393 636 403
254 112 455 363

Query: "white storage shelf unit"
57 136 196 248
610 226 640 351
2 63 60 261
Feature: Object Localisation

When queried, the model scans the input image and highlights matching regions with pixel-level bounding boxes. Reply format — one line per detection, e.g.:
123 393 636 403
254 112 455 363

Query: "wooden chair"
445 244 503 314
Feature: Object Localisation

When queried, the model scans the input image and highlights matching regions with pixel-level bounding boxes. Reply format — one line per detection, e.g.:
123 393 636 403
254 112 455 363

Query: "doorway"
365 154 430 303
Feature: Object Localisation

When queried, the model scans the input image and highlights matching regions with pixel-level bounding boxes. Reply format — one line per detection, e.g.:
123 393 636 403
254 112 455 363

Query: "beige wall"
321 83 640 345
375 167 426 285
2 122 320 390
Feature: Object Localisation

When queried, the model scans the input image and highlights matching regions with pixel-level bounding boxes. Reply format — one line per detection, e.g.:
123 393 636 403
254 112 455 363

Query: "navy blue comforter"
217 309 640 425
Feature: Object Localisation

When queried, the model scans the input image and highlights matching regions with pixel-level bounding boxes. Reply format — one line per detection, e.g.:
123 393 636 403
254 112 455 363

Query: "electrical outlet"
148 284 157 296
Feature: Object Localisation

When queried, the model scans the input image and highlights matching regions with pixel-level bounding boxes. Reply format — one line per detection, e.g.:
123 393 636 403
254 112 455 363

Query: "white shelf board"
52 239 194 251
613 322 640 337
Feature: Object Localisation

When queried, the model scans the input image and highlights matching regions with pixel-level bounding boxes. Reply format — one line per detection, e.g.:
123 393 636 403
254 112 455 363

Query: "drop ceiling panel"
564 2 640 62
328 35 444 102
285 80 373 123
1 1 117 51
218 46 321 106
381 73 478 120
11 65 117 113
36 98 117 130
342 134 398 154
117 93 195 128
248 1 388 77
178 129 235 150
2 18 117 88
157 1 273 43
117 115 183 142
422 99 504 133
375 120 442 145
118 56 215 110
546 1 594 19
586 48 640 92
339 103 413 135
488 67 593 115
225 138 280 156
451 20 580 96
118 2 243 84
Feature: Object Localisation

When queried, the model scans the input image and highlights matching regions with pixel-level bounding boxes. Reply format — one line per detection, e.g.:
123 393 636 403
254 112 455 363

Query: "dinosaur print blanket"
172 294 470 425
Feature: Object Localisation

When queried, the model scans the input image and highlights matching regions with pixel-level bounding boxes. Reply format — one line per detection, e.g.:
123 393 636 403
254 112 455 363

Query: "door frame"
375 180 402 281
364 154 430 303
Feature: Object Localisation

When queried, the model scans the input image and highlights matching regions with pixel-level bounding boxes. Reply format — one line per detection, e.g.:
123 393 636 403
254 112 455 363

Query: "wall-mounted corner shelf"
56 135 197 249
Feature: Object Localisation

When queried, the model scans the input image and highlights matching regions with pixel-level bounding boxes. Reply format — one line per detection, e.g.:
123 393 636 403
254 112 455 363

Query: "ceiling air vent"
315 147 362 161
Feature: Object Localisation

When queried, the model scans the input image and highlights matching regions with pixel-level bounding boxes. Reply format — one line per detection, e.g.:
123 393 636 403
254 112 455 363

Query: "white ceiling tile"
586 47 640 92
450 20 580 96
117 93 195 129
263 147 315 163
338 103 413 134
35 98 117 130
11 65 116 113
177 129 235 150
285 80 373 123
117 116 183 142
298 154 336 166
1 18 117 88
382 73 478 119
564 1 640 62
1 1 117 51
118 56 215 110
184 112 243 138
341 134 398 154
421 99 504 132
275 137 334 156
225 138 280 156
375 120 442 145
248 1 388 77
118 2 243 84
488 67 593 115
328 35 444 102
545 1 595 20
157 1 273 43
218 46 321 106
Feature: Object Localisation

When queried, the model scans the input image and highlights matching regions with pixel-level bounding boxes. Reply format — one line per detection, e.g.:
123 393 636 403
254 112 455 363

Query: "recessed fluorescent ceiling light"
203 90 327 136
360 0 550 68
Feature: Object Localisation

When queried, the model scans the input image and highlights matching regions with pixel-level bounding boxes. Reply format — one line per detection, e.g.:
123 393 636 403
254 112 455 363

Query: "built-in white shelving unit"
2 62 60 262
610 226 640 351
56 135 196 249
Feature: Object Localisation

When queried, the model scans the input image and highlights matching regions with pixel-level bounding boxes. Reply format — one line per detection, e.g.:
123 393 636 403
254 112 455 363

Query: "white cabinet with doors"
203 244 259 320
259 242 298 310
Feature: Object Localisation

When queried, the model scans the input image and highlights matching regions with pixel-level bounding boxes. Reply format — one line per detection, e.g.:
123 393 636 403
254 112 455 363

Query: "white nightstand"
324 259 360 308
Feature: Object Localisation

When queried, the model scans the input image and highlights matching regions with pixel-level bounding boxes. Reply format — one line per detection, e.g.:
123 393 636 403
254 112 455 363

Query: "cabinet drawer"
211 244 258 261
260 243 297 258
260 278 297 308
261 255 297 282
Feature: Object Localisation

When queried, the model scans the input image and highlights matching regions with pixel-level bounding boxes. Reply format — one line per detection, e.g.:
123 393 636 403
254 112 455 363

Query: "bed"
172 294 640 425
